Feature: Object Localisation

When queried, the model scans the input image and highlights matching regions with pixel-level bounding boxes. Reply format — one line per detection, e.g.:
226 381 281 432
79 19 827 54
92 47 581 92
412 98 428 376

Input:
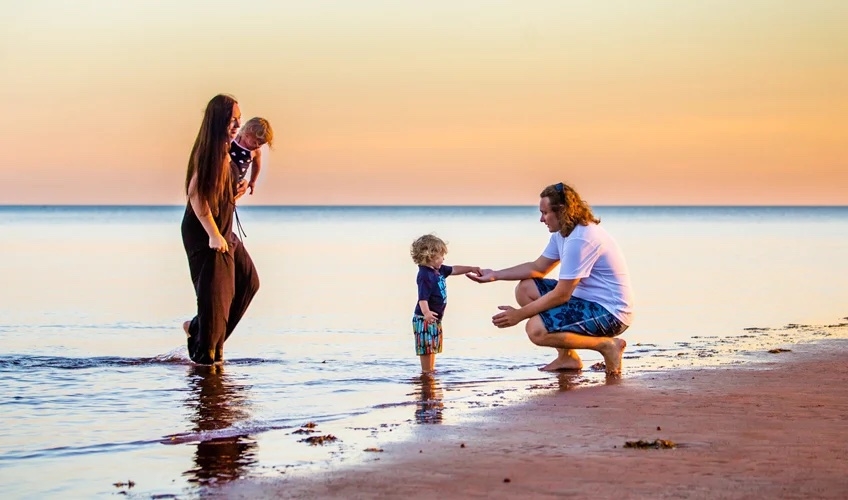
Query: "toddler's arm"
418 300 439 324
248 149 263 194
449 265 481 277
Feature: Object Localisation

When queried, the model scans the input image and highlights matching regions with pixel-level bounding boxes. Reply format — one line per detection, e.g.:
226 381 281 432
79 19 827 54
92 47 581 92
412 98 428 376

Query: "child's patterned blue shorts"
412 315 443 355
533 278 627 337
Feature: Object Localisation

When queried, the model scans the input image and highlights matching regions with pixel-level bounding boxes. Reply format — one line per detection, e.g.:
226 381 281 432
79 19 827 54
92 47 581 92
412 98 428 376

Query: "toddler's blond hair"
411 234 448 266
241 117 274 147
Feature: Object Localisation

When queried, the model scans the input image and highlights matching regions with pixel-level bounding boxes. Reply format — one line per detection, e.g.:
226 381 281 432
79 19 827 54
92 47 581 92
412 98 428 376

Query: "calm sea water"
1 205 847 498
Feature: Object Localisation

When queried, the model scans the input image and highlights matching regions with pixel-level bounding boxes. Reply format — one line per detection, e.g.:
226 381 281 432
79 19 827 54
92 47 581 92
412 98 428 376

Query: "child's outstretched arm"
449 265 481 277
247 149 263 194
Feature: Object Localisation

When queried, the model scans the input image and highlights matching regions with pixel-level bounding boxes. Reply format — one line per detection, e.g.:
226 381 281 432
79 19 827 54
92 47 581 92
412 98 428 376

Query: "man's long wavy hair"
540 182 600 236
184 94 237 216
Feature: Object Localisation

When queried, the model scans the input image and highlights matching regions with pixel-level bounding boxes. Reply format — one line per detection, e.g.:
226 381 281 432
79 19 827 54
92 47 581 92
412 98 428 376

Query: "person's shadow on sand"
182 364 257 485
413 373 444 424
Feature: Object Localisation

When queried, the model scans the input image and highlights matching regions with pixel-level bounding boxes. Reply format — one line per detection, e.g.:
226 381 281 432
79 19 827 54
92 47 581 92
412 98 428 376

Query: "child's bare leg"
183 320 191 338
419 354 435 373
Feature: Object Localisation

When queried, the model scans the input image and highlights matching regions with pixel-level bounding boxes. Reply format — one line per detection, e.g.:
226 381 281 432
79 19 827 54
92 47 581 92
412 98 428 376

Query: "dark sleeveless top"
180 171 239 257
229 140 253 180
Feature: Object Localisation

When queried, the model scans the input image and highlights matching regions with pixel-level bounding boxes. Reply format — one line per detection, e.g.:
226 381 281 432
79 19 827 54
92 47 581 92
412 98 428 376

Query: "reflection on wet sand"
183 364 257 485
413 374 444 424
555 372 583 392
534 370 621 392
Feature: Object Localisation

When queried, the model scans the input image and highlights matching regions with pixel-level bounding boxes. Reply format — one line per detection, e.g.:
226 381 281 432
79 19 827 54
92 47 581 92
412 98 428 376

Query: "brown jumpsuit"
180 175 259 364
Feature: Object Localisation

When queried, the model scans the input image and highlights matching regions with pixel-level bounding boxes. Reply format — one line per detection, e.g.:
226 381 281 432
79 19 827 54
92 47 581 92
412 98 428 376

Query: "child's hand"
248 181 256 195
466 266 482 277
424 311 439 324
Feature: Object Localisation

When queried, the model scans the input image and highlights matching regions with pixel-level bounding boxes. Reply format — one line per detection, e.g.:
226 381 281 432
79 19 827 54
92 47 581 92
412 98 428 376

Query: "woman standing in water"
181 94 260 365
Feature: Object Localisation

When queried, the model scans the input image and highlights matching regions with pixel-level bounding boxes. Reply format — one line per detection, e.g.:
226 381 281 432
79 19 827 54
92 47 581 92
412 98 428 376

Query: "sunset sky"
1 0 845 205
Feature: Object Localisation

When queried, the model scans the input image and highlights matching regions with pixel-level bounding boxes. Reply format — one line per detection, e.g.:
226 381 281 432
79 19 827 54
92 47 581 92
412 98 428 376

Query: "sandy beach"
215 338 848 499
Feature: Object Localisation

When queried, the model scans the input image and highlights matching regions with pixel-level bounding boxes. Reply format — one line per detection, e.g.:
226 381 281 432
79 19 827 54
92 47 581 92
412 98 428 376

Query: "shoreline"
214 337 848 499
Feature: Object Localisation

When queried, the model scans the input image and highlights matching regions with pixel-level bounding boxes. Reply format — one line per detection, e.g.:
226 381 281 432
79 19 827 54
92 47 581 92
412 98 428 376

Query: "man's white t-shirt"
541 223 634 325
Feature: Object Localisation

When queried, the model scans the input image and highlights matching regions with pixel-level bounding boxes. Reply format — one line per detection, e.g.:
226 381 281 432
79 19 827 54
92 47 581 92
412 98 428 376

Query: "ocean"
1 205 847 498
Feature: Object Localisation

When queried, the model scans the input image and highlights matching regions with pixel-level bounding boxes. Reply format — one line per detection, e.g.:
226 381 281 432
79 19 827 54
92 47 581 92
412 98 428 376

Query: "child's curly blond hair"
241 117 274 147
410 234 448 266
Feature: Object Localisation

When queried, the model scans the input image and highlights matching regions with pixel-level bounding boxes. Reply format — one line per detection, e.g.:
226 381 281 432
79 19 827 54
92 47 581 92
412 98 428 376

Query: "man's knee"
526 321 548 346
514 279 537 304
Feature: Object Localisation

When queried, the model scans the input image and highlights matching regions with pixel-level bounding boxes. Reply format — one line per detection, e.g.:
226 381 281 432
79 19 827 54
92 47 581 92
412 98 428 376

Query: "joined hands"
466 268 495 283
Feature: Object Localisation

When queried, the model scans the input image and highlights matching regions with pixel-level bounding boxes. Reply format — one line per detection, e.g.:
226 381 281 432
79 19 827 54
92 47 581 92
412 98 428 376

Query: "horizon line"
1 204 846 209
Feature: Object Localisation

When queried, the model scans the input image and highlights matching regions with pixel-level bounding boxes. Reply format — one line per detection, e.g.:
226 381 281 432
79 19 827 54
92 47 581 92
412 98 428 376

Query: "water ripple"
0 354 286 370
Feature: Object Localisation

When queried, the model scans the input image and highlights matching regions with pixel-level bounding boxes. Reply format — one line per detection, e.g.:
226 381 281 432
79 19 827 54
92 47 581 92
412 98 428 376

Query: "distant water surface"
1 205 847 498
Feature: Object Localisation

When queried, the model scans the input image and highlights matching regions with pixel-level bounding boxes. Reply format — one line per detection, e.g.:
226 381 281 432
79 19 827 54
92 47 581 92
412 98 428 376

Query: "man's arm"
517 278 579 319
468 255 559 283
492 278 581 328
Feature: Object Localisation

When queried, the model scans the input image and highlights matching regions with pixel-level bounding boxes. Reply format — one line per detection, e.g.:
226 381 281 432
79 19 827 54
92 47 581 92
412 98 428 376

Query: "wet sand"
216 339 848 499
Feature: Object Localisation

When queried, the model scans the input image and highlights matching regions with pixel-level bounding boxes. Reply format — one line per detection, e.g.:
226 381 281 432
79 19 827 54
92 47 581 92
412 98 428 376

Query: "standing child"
229 117 275 195
410 234 480 373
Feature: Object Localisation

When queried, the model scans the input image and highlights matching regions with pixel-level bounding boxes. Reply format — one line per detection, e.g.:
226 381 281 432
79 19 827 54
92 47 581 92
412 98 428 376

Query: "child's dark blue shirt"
414 265 453 319
229 140 253 180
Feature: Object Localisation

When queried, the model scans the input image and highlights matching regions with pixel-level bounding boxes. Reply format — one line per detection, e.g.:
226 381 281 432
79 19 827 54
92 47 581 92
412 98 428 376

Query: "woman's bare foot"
598 338 627 377
182 321 191 338
540 349 584 372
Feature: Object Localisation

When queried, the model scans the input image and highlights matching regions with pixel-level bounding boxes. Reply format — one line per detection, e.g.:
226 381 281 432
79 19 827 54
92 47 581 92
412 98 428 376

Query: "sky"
1 0 846 205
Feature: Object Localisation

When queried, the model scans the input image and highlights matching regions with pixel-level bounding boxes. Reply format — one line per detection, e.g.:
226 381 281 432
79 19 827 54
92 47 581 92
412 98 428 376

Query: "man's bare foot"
540 359 582 371
540 350 584 372
182 321 191 338
599 338 627 377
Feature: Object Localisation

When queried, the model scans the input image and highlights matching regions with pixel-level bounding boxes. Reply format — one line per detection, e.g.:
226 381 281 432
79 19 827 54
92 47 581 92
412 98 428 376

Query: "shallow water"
1 206 847 498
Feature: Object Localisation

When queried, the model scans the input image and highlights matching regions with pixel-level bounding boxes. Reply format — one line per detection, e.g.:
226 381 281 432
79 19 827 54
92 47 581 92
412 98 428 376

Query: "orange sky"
1 1 845 205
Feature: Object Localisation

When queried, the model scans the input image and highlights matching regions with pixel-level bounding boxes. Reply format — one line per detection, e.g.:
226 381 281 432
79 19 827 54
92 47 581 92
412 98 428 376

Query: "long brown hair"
540 182 600 236
185 94 237 216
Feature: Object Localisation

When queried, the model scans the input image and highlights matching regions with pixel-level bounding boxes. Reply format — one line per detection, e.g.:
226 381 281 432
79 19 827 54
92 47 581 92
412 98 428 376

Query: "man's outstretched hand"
467 268 496 283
